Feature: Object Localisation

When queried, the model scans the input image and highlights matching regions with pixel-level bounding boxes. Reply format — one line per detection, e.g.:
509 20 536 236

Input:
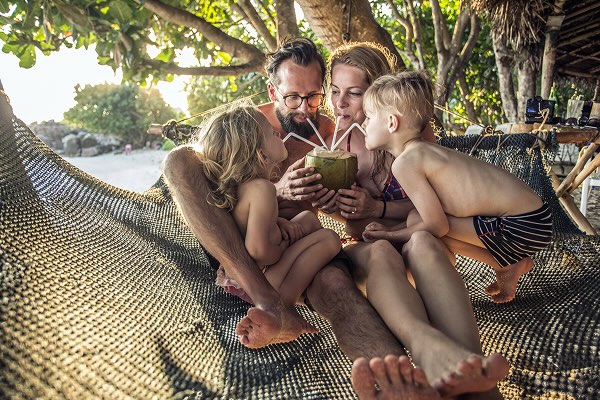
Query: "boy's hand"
362 222 390 242
277 218 305 244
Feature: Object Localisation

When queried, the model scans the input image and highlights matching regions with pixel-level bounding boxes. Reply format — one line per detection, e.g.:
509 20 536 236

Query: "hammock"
1 91 599 399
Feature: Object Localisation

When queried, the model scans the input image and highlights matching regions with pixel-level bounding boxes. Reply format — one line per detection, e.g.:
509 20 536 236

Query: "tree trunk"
297 0 403 67
493 34 518 122
517 56 537 123
540 0 567 98
275 0 300 43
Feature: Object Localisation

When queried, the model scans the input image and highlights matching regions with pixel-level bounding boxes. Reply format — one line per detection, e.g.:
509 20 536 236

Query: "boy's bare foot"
432 353 509 398
485 258 534 303
352 355 442 400
235 306 319 348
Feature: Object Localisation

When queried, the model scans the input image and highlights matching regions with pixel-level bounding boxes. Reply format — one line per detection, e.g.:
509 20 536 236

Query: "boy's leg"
265 228 340 305
347 239 507 398
444 216 533 303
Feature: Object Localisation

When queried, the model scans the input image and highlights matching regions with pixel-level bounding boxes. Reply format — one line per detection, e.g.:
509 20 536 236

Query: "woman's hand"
337 184 382 220
277 217 305 244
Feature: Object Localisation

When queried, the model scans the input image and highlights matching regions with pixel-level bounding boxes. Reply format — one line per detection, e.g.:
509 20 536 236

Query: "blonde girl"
197 105 341 308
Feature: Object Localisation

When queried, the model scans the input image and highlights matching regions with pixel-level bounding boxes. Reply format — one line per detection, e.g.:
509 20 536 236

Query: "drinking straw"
331 123 367 151
282 132 322 148
331 116 341 152
306 118 329 150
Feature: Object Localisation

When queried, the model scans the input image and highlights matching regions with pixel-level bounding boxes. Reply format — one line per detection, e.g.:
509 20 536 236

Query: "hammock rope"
1 90 600 399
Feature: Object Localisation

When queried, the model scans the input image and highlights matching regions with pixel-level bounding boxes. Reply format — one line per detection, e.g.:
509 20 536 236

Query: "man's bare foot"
432 353 509 398
352 355 442 400
485 258 534 303
235 306 318 348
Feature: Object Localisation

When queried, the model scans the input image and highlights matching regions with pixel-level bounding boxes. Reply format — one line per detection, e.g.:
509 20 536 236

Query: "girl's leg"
264 228 340 305
291 210 323 235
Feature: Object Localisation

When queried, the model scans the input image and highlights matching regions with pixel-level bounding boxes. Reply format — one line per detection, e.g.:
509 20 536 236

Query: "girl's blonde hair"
195 105 268 211
365 71 434 131
326 41 397 184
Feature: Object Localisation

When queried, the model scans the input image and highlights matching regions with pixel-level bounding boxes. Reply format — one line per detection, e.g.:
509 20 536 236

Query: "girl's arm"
244 179 288 266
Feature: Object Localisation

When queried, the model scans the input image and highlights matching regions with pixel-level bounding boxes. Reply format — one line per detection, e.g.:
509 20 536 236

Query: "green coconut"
304 148 358 192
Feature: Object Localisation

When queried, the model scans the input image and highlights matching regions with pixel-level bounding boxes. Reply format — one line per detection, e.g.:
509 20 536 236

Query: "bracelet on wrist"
380 198 387 219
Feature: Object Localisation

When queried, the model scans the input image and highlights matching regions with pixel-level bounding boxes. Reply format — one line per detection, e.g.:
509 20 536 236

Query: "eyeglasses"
274 85 325 109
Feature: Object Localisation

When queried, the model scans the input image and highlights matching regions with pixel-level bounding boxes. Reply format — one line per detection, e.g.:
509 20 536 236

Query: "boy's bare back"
395 140 543 219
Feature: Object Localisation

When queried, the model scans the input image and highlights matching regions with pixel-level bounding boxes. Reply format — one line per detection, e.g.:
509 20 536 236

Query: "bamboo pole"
555 143 598 197
549 170 597 235
568 152 600 194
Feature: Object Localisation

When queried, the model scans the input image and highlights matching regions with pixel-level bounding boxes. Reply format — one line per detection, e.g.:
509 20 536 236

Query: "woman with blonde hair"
197 105 341 346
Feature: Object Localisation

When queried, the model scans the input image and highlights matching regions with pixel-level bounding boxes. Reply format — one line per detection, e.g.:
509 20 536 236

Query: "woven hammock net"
1 93 599 399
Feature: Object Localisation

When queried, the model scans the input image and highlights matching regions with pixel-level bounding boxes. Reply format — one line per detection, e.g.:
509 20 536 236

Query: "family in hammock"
164 38 552 400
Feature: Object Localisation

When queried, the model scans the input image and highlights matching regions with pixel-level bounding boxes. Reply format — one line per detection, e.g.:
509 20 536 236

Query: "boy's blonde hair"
196 105 268 211
364 71 434 131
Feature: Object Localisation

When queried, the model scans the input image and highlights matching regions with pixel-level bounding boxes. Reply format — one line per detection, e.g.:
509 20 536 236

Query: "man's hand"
312 189 337 214
277 217 305 245
275 158 323 201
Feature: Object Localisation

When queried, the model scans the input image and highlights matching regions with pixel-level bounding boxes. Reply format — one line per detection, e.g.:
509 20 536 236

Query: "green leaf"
18 44 36 68
108 0 133 23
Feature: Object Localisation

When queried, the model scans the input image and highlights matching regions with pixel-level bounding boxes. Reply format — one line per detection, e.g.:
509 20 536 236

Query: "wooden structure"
506 123 600 235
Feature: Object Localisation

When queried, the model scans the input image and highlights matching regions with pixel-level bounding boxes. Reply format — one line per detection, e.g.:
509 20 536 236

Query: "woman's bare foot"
485 258 534 303
235 306 318 348
432 353 509 398
352 355 442 400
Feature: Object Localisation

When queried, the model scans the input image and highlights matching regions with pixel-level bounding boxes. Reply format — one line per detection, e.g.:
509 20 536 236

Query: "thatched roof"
555 1 600 80
470 0 599 80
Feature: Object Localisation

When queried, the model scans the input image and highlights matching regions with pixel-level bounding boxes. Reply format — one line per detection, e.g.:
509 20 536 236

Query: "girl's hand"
277 218 305 244
337 184 381 220
362 221 389 242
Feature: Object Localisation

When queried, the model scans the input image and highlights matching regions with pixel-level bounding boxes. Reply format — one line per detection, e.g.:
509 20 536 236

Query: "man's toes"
369 357 390 388
352 358 377 399
383 355 403 385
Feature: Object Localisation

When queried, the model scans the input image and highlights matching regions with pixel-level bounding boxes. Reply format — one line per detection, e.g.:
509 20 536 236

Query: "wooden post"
549 170 598 235
541 5 566 98
569 152 600 194
556 143 598 197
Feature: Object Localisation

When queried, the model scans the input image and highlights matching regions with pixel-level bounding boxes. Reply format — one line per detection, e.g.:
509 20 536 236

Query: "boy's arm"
244 180 288 266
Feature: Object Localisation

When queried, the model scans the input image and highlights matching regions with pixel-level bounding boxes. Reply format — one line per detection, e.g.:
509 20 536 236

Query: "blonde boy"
362 71 553 303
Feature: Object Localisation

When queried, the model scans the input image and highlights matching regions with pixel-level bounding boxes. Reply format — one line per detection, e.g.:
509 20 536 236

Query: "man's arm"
162 146 282 309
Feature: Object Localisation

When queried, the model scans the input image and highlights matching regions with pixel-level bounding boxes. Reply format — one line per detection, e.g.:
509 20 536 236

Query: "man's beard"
276 108 320 139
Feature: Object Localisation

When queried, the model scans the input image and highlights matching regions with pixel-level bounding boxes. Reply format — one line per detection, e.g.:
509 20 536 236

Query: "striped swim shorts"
473 203 553 268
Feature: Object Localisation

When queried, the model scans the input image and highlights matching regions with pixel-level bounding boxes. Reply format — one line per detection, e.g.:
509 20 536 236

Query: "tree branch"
144 59 265 76
407 0 426 69
275 0 300 42
139 0 264 62
386 0 419 69
235 0 277 51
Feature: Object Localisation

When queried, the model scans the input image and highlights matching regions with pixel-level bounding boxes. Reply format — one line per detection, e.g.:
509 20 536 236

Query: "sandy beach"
63 149 169 193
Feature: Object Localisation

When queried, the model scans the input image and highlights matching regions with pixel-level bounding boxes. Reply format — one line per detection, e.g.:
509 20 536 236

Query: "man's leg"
305 256 406 361
163 146 315 348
